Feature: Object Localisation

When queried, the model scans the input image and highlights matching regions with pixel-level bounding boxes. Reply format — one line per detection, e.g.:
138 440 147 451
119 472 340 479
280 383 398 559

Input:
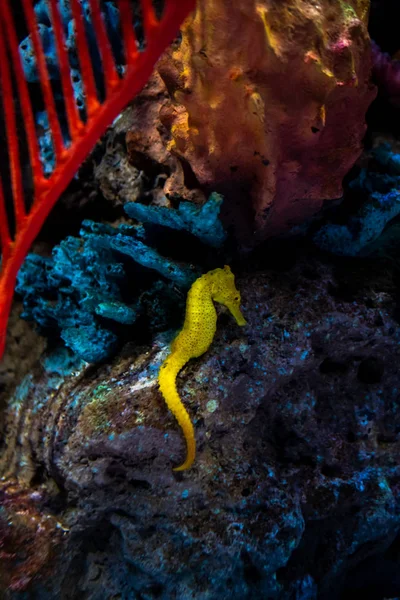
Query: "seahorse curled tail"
158 353 196 471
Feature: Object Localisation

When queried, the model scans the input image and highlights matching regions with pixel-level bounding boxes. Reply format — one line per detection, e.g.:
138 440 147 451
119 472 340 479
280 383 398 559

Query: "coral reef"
20 0 125 107
123 70 207 207
3 1 400 598
157 0 376 241
371 41 400 108
36 111 70 176
314 142 400 256
0 0 197 362
15 195 226 362
2 250 400 598
125 191 226 247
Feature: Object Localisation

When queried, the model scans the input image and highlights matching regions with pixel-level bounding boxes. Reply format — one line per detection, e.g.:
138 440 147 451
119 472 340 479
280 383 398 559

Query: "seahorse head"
210 265 247 326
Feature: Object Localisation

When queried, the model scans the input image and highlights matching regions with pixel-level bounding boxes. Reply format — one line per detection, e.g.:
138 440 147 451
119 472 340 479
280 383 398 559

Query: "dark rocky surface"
2 245 400 599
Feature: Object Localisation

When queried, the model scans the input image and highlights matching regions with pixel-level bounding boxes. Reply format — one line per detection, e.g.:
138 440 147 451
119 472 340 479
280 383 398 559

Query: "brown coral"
157 0 377 241
125 72 206 207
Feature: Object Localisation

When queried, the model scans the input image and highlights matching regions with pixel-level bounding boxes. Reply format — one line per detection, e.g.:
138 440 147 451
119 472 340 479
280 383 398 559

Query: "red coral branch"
0 0 195 359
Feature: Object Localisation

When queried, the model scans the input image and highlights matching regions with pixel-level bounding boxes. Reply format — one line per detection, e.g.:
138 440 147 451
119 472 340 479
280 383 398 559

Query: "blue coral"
19 0 124 95
41 346 84 376
314 143 400 256
20 0 132 94
16 195 225 362
81 218 198 287
36 111 71 176
20 20 60 81
125 193 227 248
16 238 129 362
19 0 127 173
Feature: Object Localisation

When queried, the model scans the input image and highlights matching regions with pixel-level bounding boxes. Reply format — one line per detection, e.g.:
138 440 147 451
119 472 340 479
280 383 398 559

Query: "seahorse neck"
187 272 215 307
205 271 220 302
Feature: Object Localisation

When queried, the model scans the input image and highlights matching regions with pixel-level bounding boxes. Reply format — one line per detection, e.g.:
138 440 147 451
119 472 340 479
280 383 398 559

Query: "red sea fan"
0 0 195 359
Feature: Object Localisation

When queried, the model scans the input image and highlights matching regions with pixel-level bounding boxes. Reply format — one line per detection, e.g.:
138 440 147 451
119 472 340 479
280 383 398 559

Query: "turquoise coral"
125 193 227 248
16 220 194 362
314 143 400 256
16 195 228 362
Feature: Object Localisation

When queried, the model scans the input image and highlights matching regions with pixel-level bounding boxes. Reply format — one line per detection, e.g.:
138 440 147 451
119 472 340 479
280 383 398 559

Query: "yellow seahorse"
158 265 246 471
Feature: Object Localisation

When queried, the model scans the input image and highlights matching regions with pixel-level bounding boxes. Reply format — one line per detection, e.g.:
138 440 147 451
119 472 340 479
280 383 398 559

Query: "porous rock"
158 0 377 241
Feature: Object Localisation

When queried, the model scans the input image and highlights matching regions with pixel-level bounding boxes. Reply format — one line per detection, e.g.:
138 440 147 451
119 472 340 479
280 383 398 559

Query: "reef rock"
158 0 377 241
371 41 400 108
2 249 400 598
